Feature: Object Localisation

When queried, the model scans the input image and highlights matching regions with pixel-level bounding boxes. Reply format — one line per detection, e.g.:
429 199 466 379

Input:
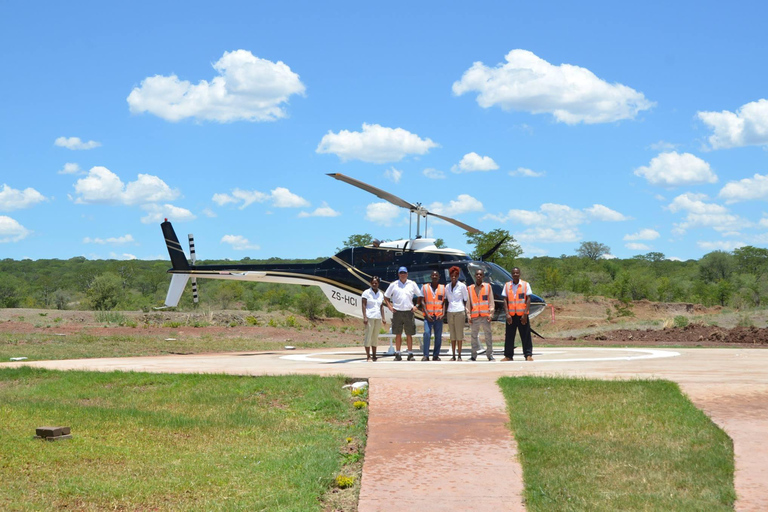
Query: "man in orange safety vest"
502 267 533 361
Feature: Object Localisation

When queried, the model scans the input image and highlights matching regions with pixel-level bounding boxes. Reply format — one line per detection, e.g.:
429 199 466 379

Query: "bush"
673 315 689 328
87 273 123 311
294 288 325 321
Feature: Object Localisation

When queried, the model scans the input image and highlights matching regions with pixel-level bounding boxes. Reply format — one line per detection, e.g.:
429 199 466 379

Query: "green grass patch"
0 332 357 361
0 368 366 510
499 377 735 511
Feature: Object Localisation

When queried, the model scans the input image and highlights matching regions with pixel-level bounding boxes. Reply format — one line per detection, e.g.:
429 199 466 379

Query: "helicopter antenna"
327 173 482 236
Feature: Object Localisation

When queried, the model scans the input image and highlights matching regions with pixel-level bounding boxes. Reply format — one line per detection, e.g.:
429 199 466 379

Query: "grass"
0 368 366 511
0 332 358 361
499 377 735 511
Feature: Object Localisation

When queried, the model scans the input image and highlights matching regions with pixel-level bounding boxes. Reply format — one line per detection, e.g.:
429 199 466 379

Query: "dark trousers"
504 316 532 358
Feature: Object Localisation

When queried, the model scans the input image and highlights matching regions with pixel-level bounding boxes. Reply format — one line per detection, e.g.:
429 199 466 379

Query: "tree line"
1 232 766 313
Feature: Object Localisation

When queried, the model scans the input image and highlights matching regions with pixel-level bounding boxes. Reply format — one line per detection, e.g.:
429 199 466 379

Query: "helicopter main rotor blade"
479 235 509 260
327 173 417 211
428 212 482 234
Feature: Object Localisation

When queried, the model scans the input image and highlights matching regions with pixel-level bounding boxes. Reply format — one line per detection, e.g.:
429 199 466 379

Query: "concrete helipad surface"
4 346 768 511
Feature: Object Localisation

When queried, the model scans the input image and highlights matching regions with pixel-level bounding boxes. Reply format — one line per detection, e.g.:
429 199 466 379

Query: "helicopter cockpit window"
408 269 438 286
466 262 511 287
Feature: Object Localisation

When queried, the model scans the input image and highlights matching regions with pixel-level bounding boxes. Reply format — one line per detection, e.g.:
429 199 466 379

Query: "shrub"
673 315 689 328
335 475 355 489
353 401 367 409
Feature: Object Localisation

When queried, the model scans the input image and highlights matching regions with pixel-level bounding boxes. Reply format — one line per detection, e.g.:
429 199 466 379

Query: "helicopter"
160 173 547 322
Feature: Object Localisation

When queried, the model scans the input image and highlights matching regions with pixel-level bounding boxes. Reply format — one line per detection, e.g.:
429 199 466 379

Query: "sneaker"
407 353 415 361
501 357 513 362
432 355 441 361
488 356 495 361
421 355 429 361
469 356 477 361
394 353 402 361
525 355 534 361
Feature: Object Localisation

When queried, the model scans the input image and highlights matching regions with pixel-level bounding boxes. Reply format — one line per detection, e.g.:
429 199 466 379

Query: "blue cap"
398 266 408 273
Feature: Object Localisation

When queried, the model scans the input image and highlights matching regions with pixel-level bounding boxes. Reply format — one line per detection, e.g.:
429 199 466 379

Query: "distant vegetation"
0 234 766 313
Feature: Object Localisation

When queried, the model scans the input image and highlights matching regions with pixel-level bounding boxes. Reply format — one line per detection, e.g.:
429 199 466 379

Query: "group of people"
360 265 534 362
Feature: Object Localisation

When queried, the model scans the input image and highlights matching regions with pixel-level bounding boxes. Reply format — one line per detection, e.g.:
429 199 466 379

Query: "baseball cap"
398 266 408 273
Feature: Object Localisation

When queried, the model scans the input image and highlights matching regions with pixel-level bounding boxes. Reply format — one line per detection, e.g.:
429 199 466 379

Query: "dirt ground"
2 295 767 348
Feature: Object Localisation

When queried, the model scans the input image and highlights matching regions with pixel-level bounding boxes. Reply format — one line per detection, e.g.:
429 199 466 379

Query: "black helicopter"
161 173 546 322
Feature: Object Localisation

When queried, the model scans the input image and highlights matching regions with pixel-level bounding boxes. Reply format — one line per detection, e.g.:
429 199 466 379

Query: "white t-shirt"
361 288 384 319
445 281 469 313
502 281 533 298
384 279 422 311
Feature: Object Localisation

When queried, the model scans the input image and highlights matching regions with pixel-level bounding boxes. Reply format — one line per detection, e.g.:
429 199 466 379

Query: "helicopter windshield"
466 261 512 287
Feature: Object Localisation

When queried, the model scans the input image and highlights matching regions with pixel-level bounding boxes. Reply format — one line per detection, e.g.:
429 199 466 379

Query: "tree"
699 251 734 282
465 229 522 271
577 241 611 261
336 234 373 252
733 246 768 280
87 273 123 310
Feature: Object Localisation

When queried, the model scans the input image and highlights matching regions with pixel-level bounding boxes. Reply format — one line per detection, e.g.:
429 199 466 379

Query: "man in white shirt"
384 266 423 361
445 266 469 361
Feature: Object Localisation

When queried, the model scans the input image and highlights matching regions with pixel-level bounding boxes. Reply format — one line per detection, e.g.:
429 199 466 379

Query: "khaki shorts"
392 310 416 336
363 318 381 347
447 311 466 341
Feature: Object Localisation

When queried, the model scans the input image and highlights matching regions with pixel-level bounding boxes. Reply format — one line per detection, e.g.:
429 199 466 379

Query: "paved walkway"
4 346 767 511
358 377 524 511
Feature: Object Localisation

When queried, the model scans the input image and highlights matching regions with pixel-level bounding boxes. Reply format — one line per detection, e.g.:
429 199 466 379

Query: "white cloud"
423 168 445 179
298 202 340 218
451 152 499 173
625 242 651 251
384 167 403 183
58 163 84 175
316 123 438 163
668 256 683 262
365 202 402 226
127 50 306 123
221 234 260 251
0 216 30 243
83 234 135 245
109 252 138 260
140 204 196 224
54 136 101 150
760 217 768 229
697 99 768 149
648 140 679 151
585 204 630 221
509 167 545 177
516 227 582 243
428 194 484 217
486 203 586 227
202 207 217 218
73 167 179 205
452 49 654 124
634 152 717 187
624 229 660 241
270 187 309 208
697 240 746 251
484 202 626 244
212 187 306 209
719 173 768 203
0 184 47 211
601 253 618 260
668 193 744 234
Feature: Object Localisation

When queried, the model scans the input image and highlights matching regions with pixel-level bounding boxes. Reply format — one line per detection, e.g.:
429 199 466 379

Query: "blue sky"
2 1 767 262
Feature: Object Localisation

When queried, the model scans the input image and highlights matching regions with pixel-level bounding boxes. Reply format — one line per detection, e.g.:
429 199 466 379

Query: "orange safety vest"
469 283 491 318
505 280 528 316
422 284 445 317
